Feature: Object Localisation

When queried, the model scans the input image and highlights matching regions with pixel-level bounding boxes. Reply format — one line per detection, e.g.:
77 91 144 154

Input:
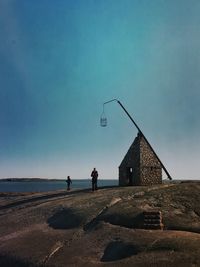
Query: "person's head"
93 168 96 171
67 176 70 179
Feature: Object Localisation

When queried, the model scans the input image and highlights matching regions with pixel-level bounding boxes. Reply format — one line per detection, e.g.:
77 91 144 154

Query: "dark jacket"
91 170 98 181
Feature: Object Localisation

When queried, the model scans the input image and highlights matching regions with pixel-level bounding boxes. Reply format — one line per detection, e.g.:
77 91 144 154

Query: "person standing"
91 168 98 191
66 176 72 191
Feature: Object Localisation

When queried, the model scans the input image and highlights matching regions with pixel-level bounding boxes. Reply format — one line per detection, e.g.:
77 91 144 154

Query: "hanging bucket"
100 104 107 127
100 116 107 127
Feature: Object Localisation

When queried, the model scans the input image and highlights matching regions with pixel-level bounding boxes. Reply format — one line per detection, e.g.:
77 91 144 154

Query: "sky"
0 0 200 179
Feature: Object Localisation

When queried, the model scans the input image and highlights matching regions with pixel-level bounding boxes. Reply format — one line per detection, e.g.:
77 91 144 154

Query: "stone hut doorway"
127 167 133 185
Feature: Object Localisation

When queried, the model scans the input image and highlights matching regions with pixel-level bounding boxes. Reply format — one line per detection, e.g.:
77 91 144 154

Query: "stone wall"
119 133 162 186
119 136 140 186
139 136 162 185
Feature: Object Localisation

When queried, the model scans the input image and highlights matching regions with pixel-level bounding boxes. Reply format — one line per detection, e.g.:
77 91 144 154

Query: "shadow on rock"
101 212 143 229
0 254 42 267
47 208 84 229
101 241 139 262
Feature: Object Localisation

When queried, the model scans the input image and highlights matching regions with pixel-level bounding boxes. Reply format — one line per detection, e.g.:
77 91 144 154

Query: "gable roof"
119 134 140 168
119 132 161 169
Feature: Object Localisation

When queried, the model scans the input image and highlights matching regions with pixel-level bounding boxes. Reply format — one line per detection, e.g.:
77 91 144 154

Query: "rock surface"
0 182 200 266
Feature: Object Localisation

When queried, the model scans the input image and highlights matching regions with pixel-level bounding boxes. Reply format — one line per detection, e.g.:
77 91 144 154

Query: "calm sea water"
0 179 118 193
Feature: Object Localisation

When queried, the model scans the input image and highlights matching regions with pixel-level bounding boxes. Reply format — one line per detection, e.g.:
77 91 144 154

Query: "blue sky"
0 0 200 179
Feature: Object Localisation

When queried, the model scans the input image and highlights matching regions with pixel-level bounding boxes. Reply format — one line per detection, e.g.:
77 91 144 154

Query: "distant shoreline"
1 178 199 185
0 178 117 182
0 178 64 182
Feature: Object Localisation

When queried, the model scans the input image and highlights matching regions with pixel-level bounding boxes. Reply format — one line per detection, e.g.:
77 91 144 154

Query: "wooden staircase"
143 211 164 230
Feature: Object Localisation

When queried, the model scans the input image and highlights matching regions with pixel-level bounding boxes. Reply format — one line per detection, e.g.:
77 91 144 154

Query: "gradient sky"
0 0 200 179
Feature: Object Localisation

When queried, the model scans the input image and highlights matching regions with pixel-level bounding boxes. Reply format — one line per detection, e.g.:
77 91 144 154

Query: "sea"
0 179 118 193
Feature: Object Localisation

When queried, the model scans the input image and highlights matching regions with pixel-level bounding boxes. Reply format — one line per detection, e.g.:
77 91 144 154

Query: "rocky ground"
0 181 200 267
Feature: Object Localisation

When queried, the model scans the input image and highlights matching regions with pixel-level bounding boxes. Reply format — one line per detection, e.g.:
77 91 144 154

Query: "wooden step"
144 219 161 224
143 211 162 217
144 223 164 230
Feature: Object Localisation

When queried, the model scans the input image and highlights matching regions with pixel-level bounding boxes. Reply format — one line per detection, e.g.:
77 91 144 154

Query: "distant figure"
66 176 72 191
91 168 98 191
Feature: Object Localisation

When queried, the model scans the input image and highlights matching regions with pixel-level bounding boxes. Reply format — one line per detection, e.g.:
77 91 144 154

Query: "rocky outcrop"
0 182 200 267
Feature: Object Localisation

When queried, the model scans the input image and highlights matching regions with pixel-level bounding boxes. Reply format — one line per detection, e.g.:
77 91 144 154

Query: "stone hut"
119 132 162 186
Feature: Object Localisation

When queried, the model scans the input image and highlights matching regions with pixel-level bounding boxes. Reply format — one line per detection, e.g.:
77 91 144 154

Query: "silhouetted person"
91 168 98 191
66 176 72 190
